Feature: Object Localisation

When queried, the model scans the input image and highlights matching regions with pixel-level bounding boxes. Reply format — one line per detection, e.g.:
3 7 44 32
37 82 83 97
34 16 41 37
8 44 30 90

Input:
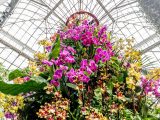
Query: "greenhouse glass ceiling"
0 0 160 70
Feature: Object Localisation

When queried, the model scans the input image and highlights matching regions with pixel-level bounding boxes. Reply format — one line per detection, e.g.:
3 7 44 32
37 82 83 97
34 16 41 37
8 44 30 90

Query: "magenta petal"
86 67 92 75
45 46 51 52
96 48 103 53
60 65 68 71
42 60 53 66
89 60 97 72
94 54 100 63
53 69 63 79
23 76 30 82
50 80 60 87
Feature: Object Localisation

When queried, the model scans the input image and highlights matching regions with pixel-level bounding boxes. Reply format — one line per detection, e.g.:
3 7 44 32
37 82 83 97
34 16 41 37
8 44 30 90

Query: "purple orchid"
67 46 76 54
23 76 30 82
5 112 15 119
80 59 88 71
45 46 52 52
60 49 70 58
94 48 110 63
53 69 63 80
80 59 97 75
141 77 160 97
86 67 92 75
50 79 60 87
66 68 77 83
42 60 53 66
51 58 64 66
89 60 98 72
98 26 107 38
60 65 68 71
77 70 90 83
65 56 75 63
94 54 101 63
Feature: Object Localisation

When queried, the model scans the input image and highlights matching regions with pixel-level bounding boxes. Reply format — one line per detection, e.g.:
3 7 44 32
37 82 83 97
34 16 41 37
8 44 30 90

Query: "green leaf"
39 71 50 80
135 86 142 93
49 35 60 60
0 76 47 95
8 69 26 81
112 62 120 71
94 88 102 100
107 81 114 95
66 83 78 90
117 73 124 83
144 117 158 120
30 76 47 83
108 32 111 40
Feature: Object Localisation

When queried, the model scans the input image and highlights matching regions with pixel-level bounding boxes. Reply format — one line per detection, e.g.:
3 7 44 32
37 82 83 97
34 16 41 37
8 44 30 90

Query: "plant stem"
68 110 77 120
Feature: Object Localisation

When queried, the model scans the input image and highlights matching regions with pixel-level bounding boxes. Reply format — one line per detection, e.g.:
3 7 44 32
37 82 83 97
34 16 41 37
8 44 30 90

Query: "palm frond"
142 55 158 70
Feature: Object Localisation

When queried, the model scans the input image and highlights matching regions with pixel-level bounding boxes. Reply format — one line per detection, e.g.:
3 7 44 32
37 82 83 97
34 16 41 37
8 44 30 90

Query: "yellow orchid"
0 93 24 118
34 52 47 61
0 112 4 118
147 68 160 80
38 39 52 46
13 77 24 84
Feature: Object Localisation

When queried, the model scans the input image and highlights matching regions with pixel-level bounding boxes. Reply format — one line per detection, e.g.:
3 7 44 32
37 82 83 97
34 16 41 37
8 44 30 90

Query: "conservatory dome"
0 0 160 69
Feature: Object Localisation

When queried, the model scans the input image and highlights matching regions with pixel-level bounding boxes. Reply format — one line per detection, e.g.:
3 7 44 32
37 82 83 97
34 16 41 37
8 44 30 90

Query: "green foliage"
122 109 133 119
92 88 102 111
107 80 114 95
8 69 26 81
0 76 47 95
0 63 9 81
49 35 60 60
66 83 78 90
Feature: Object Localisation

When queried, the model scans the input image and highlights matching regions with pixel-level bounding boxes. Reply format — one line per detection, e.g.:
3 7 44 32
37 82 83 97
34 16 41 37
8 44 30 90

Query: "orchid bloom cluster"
81 107 108 120
41 20 113 87
0 92 24 119
85 110 107 120
42 46 76 67
141 77 160 97
37 92 70 120
140 66 160 98
146 68 160 80
59 20 111 47
13 76 30 84
66 59 97 83
126 62 142 89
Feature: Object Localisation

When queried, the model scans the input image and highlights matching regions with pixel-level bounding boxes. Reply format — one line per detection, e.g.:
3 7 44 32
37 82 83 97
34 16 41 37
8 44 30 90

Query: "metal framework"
0 0 159 69
134 33 157 48
0 38 33 60
0 0 19 27
96 0 115 23
142 40 160 54
31 0 65 24
44 0 64 20
0 29 35 54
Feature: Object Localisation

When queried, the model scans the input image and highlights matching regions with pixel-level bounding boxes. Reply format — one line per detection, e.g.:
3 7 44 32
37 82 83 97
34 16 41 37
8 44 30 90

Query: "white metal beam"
0 29 35 54
109 0 137 13
134 33 157 48
0 38 34 60
96 0 115 23
0 0 8 5
31 0 65 24
141 40 160 54
44 0 64 20
0 0 20 27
